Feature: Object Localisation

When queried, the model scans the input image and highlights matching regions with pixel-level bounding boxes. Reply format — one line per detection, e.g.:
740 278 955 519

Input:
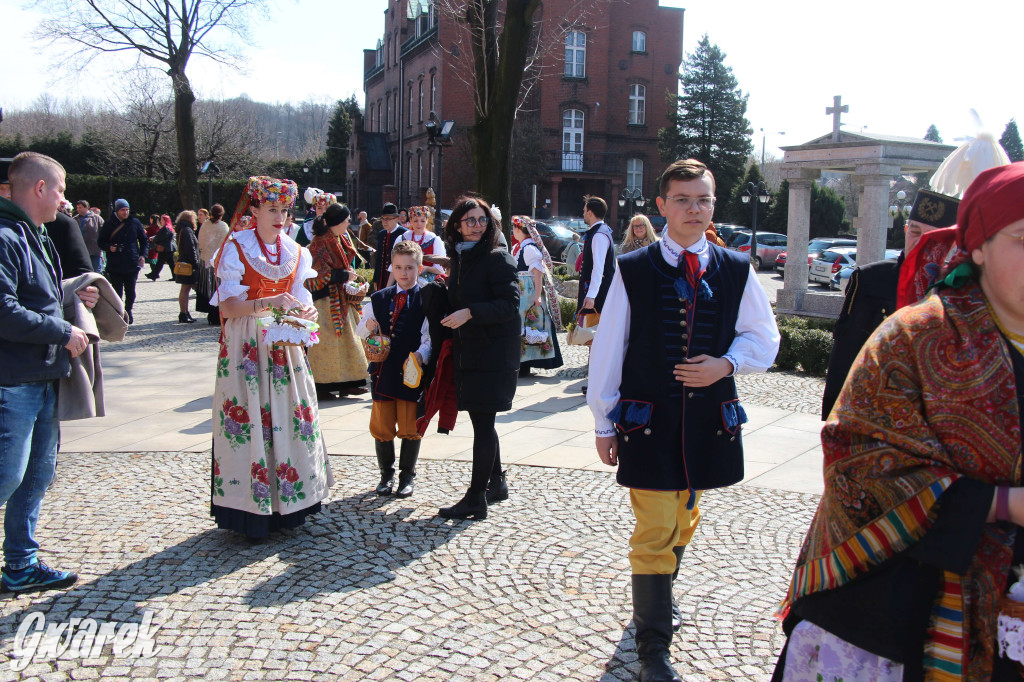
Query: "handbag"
566 311 599 346
173 262 193 277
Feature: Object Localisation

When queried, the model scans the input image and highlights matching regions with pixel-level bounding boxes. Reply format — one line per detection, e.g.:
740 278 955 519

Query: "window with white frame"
627 159 643 192
418 81 424 122
562 109 584 171
385 95 391 132
564 31 586 78
430 74 436 111
632 31 647 52
628 84 646 125
376 102 382 132
376 39 383 67
408 85 414 126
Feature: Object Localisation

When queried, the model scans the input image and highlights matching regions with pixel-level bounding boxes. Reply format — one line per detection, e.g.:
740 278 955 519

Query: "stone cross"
826 95 848 142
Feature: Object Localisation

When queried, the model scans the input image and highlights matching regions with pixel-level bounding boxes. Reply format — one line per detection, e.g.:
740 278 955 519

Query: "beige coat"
199 220 230 265
58 273 128 421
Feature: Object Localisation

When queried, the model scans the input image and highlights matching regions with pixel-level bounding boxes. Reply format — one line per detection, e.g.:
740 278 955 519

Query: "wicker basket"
269 319 307 348
998 597 1024 674
343 276 369 305
363 334 391 363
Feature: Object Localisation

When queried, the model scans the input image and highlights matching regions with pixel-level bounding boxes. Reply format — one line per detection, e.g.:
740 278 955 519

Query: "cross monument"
826 95 848 143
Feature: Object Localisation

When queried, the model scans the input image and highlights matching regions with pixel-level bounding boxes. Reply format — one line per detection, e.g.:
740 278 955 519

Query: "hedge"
64 174 247 217
774 315 835 375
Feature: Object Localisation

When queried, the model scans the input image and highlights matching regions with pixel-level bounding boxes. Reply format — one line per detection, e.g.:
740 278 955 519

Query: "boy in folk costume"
357 240 430 498
588 159 779 681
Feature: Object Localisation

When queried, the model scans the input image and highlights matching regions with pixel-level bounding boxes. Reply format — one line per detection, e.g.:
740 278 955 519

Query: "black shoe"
144 272 158 281
670 546 685 631
438 490 488 520
316 388 338 402
581 384 588 395
632 574 681 682
519 366 532 378
178 312 195 323
374 440 396 496
485 470 509 504
127 310 134 325
395 439 420 498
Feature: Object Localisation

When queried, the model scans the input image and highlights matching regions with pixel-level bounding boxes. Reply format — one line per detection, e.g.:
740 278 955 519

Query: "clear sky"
2 0 1020 160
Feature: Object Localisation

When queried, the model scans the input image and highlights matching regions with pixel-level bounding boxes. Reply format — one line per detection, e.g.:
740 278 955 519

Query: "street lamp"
199 160 220 209
618 188 646 237
425 110 455 231
760 128 785 167
741 181 771 269
302 162 331 189
888 190 911 220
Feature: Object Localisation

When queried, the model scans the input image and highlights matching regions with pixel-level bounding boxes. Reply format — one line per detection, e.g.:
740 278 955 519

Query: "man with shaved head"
0 151 85 594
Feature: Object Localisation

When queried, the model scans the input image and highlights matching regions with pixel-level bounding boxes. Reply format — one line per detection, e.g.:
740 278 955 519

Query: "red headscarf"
956 162 1024 253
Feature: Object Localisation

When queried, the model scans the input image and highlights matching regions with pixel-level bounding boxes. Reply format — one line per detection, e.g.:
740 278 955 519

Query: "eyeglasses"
662 195 715 210
997 232 1024 249
460 216 490 228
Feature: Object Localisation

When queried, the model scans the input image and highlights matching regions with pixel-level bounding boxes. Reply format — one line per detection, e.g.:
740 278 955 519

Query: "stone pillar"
854 165 900 266
777 169 818 313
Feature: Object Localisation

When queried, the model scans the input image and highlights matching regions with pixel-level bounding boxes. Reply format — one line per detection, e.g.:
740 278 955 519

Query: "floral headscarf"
513 215 563 331
313 192 337 212
229 176 298 231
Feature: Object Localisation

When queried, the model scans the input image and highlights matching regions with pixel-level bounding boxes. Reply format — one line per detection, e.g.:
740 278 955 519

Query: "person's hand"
365 317 379 334
109 245 118 253
264 292 302 311
413 351 423 365
76 286 99 309
295 305 318 322
583 297 596 311
138 257 145 267
441 308 473 329
533 296 543 307
65 325 90 358
674 355 733 387
596 435 618 466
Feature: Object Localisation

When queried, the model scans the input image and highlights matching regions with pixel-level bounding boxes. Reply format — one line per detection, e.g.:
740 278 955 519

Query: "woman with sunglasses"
437 196 520 520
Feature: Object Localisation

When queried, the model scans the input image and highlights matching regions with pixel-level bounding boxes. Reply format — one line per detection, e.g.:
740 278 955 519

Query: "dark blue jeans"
0 381 59 569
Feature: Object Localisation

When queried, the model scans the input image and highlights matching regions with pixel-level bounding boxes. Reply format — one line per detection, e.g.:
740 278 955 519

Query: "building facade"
351 0 684 232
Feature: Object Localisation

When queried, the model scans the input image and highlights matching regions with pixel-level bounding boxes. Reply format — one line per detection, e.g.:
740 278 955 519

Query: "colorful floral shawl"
306 233 357 336
782 281 1020 681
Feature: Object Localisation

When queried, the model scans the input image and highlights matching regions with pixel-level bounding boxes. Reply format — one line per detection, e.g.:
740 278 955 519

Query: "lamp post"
760 128 786 167
302 162 331 189
888 190 910 223
424 111 455 232
741 181 771 269
199 160 220 209
618 188 646 238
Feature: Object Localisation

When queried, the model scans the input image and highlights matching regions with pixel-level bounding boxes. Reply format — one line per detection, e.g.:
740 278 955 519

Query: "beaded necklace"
985 299 1024 355
257 234 283 266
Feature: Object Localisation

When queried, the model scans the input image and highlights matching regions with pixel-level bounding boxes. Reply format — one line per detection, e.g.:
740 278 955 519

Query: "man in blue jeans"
0 151 91 593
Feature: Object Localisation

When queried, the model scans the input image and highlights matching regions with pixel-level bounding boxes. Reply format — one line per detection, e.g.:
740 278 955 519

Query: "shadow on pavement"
601 621 639 681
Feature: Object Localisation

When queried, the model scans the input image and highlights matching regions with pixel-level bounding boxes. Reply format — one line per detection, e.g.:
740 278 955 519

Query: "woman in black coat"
173 210 200 323
437 196 520 520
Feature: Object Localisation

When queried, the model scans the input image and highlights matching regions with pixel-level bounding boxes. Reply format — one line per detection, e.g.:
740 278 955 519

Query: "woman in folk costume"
774 163 1024 682
292 189 335 247
391 205 446 286
305 203 369 400
209 176 332 539
510 215 563 376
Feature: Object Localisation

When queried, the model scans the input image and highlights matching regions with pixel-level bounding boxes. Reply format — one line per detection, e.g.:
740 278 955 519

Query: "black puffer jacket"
446 239 521 412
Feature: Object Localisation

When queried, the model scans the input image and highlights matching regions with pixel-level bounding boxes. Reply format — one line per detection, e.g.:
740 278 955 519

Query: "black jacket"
0 198 72 385
821 258 901 419
445 239 521 412
98 215 149 273
46 211 93 277
174 223 199 285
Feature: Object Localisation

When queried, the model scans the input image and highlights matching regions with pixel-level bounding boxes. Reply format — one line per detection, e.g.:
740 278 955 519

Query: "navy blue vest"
373 226 408 290
578 223 615 312
368 284 425 403
611 242 750 492
515 241 542 272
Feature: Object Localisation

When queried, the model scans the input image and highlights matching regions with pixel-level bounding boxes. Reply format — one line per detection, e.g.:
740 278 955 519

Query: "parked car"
711 223 747 243
646 215 667 235
831 249 902 291
516 217 575 261
809 247 858 286
548 216 588 234
725 231 787 270
775 237 857 271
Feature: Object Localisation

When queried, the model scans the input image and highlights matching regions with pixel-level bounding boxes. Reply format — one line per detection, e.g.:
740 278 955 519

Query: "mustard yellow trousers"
629 489 702 574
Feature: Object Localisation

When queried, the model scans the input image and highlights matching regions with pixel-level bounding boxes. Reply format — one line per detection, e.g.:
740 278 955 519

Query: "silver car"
809 247 857 286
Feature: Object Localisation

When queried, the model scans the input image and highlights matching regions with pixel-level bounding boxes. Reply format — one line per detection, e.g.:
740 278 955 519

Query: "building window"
408 85 414 127
376 39 383 67
392 89 398 131
562 109 584 171
632 31 646 53
627 158 643 192
387 36 392 68
385 94 391 132
376 102 382 132
417 149 423 190
628 84 646 125
564 31 586 78
408 155 415 199
418 81 424 123
430 74 436 112
429 149 435 188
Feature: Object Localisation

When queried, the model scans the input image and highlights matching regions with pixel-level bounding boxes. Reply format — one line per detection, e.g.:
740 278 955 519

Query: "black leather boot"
485 470 509 504
374 440 396 496
632 574 681 682
438 490 488 520
395 439 420 498
670 546 685 631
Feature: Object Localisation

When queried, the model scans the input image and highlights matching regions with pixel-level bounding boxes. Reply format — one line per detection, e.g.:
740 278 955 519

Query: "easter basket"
998 565 1024 674
257 307 320 348
343 276 369 305
363 333 392 363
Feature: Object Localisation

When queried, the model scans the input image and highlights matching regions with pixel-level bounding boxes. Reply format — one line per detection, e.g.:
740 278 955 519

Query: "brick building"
350 0 684 232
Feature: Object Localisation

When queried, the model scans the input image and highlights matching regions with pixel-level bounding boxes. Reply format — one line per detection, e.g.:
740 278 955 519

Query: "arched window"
562 109 584 171
628 84 646 125
632 31 647 53
430 74 436 111
564 31 586 78
418 81 424 123
385 94 391 132
627 158 644 192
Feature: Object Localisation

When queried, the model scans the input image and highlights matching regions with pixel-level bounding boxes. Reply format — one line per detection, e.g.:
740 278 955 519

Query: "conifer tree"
924 124 942 143
1001 119 1024 162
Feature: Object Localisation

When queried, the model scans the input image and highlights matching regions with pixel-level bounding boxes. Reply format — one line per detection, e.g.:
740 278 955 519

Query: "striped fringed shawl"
306 233 357 336
781 281 1020 681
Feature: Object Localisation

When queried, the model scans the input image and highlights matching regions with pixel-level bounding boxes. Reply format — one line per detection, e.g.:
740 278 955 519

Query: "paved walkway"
0 277 830 680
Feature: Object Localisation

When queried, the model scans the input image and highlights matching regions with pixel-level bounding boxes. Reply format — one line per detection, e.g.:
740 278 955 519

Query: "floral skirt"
307 297 368 385
781 620 903 682
211 314 333 536
518 272 563 370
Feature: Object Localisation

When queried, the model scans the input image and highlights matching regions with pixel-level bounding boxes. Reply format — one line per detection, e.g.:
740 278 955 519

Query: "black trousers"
149 252 175 277
106 269 140 313
468 411 502 493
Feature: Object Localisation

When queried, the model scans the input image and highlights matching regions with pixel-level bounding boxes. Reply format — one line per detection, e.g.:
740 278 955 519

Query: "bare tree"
36 0 263 209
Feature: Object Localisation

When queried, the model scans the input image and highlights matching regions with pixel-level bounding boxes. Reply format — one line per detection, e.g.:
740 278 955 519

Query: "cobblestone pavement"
115 278 826 414
0 452 815 681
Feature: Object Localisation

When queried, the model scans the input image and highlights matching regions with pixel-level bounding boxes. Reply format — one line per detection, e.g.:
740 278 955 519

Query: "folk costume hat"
930 129 1011 199
407 205 433 219
380 203 399 217
313 192 337 212
229 175 298 231
956 162 1024 253
908 190 958 229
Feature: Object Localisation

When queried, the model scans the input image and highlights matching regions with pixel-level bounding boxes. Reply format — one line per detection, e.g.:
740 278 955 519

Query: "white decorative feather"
304 187 322 205
490 206 503 223
930 126 1011 199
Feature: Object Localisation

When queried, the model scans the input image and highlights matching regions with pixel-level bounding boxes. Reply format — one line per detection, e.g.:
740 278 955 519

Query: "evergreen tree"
1001 119 1024 162
924 124 942 143
326 96 361 182
809 183 848 238
725 162 765 225
658 34 753 209
763 179 789 233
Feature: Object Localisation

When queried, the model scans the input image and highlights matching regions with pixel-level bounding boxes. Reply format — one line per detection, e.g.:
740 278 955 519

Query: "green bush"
64 174 246 216
777 314 835 333
355 268 374 283
774 315 834 374
554 272 580 282
559 297 577 327
774 326 800 370
797 329 833 375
